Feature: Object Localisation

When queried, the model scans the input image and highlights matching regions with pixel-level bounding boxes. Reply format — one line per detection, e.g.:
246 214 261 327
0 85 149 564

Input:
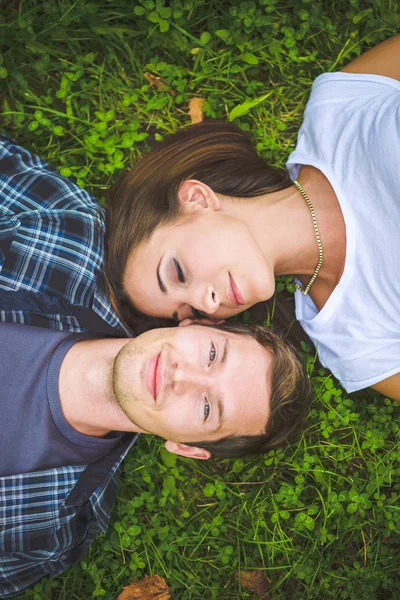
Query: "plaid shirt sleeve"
0 134 130 336
0 436 138 597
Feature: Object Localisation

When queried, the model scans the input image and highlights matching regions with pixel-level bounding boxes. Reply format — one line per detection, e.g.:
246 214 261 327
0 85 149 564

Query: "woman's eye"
209 342 216 366
204 399 210 421
173 259 185 283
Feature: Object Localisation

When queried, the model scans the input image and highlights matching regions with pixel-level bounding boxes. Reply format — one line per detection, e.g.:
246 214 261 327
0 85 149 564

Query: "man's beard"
111 342 148 432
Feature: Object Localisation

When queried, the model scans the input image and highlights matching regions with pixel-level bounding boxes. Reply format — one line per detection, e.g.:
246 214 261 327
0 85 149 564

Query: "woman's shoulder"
340 34 400 83
308 71 400 105
288 68 400 179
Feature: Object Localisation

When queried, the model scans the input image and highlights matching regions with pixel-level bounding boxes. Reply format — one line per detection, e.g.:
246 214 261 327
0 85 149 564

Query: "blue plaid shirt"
0 134 130 336
0 434 138 597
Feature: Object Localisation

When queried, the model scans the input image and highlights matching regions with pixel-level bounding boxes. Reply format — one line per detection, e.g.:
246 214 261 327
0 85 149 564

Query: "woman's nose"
195 284 220 315
177 284 220 320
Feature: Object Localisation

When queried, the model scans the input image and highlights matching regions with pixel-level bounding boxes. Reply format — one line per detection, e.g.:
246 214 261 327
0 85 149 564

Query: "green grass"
2 1 400 598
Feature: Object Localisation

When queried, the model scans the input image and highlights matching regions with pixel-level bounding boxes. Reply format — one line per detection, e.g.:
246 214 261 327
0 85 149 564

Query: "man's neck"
58 338 142 437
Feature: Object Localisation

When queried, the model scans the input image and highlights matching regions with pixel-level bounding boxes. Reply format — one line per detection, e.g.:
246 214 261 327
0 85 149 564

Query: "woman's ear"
165 440 211 460
178 179 221 214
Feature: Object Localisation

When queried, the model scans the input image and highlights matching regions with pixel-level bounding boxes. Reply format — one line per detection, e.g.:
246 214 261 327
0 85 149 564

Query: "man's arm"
341 34 400 82
0 554 62 598
371 374 400 402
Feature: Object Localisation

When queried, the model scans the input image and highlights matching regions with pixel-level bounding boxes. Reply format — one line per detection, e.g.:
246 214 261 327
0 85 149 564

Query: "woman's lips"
146 351 162 401
228 273 245 306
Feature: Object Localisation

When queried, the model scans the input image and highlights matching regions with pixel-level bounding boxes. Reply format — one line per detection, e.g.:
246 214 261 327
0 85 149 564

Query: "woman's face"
124 208 275 321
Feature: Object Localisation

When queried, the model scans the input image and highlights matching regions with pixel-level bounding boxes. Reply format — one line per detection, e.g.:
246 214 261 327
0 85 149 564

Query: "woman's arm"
371 374 400 402
341 34 400 82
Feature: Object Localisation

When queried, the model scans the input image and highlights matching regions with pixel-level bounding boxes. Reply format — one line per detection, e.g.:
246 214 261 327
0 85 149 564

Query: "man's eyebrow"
221 337 229 365
212 397 224 434
210 338 229 433
212 339 267 439
157 258 167 294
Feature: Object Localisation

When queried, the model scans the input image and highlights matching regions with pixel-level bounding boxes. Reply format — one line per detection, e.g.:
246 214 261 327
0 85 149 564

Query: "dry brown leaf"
235 570 271 599
188 97 206 124
144 72 176 95
117 575 171 600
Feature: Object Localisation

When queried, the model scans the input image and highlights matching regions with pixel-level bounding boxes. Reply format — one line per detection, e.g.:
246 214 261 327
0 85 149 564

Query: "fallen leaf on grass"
188 97 206 123
117 574 171 600
235 570 271 598
144 72 176 95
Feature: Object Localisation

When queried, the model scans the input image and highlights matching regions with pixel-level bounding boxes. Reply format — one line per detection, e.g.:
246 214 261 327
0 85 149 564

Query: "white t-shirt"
286 71 400 393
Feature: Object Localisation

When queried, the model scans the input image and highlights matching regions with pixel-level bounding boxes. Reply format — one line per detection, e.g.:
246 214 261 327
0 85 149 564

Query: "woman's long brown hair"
105 120 292 331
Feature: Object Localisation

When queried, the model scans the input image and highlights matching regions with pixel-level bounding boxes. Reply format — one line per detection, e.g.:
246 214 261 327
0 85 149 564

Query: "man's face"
113 325 272 448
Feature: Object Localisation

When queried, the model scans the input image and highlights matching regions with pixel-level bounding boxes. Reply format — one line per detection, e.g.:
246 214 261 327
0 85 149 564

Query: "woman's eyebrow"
156 259 179 321
157 258 167 294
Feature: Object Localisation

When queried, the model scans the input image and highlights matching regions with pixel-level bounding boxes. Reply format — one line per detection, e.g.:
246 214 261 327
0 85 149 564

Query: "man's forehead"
218 328 265 355
222 333 271 411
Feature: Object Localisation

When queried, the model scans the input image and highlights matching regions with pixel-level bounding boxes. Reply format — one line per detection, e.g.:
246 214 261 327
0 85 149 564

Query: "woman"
106 34 400 400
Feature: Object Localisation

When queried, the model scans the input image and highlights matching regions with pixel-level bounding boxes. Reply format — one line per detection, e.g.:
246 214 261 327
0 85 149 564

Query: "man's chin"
133 424 150 434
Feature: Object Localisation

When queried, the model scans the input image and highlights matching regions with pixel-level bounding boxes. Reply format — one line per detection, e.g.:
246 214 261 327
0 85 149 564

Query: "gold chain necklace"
293 179 324 296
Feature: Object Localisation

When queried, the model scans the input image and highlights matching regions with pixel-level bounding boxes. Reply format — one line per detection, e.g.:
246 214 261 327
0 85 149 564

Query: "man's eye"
173 259 185 283
204 398 210 421
209 342 216 366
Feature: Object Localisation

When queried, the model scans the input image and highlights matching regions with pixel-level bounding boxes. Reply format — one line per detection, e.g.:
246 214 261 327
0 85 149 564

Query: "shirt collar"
65 433 138 509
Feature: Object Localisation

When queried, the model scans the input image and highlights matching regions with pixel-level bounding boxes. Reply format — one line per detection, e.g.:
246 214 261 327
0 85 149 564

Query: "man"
0 319 310 597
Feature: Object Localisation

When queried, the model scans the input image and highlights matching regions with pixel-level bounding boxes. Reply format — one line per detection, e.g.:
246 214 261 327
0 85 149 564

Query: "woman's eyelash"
173 259 185 283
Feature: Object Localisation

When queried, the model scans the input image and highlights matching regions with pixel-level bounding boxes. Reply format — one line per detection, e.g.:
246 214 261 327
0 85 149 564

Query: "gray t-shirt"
0 322 123 477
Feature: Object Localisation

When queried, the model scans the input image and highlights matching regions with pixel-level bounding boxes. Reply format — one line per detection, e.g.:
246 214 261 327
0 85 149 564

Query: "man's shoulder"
0 435 137 552
0 134 101 216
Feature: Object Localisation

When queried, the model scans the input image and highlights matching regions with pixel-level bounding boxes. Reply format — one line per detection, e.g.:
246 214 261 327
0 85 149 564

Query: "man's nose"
171 362 210 395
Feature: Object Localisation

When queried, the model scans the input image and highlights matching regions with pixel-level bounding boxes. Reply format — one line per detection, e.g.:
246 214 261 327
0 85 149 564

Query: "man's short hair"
184 321 311 458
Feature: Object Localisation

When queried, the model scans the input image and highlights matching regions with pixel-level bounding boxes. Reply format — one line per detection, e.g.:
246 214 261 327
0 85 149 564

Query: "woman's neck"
225 166 346 294
293 166 347 301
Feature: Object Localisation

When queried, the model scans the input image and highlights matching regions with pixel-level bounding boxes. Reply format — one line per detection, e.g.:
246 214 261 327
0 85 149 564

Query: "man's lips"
227 273 245 306
146 351 162 402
